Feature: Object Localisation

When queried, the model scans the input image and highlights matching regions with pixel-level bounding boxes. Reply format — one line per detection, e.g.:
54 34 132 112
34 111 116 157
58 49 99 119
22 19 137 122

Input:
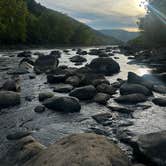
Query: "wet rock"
19 57 35 66
89 57 120 75
128 72 153 90
43 96 81 113
34 105 46 113
38 92 54 102
65 75 80 86
76 49 87 55
0 91 20 109
92 78 110 86
133 164 146 166
47 74 66 84
17 51 32 58
92 113 112 126
97 83 117 95
153 85 166 94
152 97 166 107
2 136 46 166
29 74 36 79
70 55 87 63
135 131 166 166
75 62 83 66
34 55 59 73
69 85 96 100
53 84 73 93
7 131 31 140
93 93 110 105
107 106 133 114
24 133 131 166
115 94 147 104
2 77 20 92
120 83 153 96
111 81 124 89
49 50 61 59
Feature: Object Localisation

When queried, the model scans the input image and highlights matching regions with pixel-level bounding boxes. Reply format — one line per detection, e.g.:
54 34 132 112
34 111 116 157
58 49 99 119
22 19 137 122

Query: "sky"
36 0 147 32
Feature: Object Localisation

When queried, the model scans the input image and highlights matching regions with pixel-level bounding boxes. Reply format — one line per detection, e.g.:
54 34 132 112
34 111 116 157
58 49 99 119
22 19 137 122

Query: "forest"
0 0 119 46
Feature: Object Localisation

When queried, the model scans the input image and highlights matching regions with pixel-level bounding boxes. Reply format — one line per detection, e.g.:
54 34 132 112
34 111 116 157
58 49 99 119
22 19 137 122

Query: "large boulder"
0 91 20 109
70 55 87 63
53 84 73 93
135 131 166 166
49 50 61 59
24 133 131 166
115 94 147 104
152 97 166 107
88 57 120 75
34 55 59 73
128 72 153 89
69 85 96 100
43 96 81 113
120 83 152 96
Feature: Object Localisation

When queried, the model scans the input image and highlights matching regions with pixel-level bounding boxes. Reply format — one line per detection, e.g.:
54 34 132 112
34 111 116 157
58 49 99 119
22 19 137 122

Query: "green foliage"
138 0 166 47
0 0 27 44
0 0 119 45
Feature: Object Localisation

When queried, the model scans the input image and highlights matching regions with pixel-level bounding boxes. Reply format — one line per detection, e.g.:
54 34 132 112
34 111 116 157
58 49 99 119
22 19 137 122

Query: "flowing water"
0 46 165 162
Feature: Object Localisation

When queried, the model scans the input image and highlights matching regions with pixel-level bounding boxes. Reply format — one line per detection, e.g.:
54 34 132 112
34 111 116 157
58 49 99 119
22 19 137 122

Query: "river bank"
0 46 165 166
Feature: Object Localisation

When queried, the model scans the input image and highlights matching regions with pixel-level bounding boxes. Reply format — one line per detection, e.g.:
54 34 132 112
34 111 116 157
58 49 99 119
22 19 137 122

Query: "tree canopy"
0 0 120 46
138 0 166 47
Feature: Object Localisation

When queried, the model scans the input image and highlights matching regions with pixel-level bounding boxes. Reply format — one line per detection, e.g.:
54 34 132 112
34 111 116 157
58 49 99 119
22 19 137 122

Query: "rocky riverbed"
0 46 165 166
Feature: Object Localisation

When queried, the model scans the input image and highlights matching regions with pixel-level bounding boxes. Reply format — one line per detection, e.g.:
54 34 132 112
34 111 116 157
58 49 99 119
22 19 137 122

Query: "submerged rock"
69 85 96 100
24 133 131 166
34 105 46 113
0 91 20 109
115 94 147 104
43 96 81 113
88 57 120 75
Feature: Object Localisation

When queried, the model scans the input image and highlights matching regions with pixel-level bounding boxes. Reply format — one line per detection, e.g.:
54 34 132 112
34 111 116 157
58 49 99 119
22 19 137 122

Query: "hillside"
100 29 139 42
0 0 121 46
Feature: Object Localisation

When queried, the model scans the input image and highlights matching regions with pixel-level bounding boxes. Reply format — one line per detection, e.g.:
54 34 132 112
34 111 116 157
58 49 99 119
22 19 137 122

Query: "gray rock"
34 55 59 73
38 92 54 102
152 97 166 107
69 85 96 100
47 74 66 84
43 96 81 113
70 55 87 63
97 83 117 95
135 131 166 166
120 83 152 96
94 93 110 105
24 133 131 166
65 75 80 86
53 84 73 93
153 85 166 94
88 57 120 75
34 105 46 113
0 91 20 109
115 94 147 104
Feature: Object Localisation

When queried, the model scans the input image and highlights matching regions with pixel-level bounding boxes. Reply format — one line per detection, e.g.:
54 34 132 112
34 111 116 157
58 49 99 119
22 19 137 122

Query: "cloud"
36 0 146 30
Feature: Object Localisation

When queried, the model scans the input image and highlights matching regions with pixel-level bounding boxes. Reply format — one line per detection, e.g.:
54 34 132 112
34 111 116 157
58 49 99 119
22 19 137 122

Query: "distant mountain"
100 29 139 42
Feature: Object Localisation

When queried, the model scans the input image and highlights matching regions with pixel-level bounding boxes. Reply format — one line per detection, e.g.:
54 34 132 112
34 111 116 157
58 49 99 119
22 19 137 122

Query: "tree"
0 0 27 44
138 0 166 46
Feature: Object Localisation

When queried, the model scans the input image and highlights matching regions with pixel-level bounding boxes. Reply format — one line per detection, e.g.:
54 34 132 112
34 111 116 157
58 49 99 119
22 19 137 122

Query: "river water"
0 46 165 163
